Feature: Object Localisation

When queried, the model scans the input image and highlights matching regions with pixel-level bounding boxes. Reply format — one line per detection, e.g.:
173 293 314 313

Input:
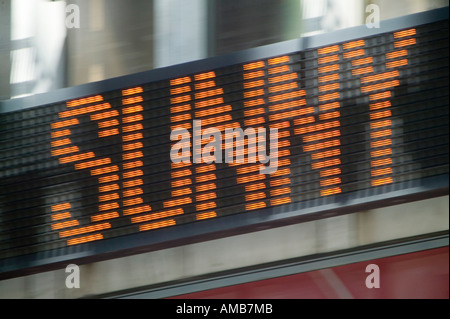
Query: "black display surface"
1 8 448 277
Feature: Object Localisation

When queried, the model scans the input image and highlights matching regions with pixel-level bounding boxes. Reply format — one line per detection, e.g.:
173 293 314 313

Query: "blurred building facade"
0 0 448 298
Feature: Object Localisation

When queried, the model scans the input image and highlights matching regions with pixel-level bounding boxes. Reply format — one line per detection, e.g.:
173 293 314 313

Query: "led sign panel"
0 9 448 276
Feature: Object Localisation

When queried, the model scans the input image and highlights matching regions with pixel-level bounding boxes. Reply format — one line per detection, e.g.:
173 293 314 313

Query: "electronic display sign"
0 9 448 277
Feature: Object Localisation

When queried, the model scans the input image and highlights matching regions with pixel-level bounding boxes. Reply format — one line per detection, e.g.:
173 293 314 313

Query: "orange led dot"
51 212 72 221
51 129 71 138
123 170 143 179
269 82 297 93
123 205 151 215
91 110 119 120
139 219 176 232
371 158 393 167
352 67 374 75
343 40 365 49
243 61 265 70
196 212 217 220
319 83 340 92
268 73 297 84
51 118 79 129
172 188 192 197
164 197 192 208
361 80 400 93
75 158 111 170
122 96 143 105
318 74 340 83
394 38 416 48
311 148 341 160
320 177 341 187
123 188 144 198
122 87 143 96
369 92 391 101
321 187 341 196
370 110 392 120
67 234 103 246
297 121 340 136
131 208 183 224
99 193 119 202
123 105 144 114
320 168 341 177
170 85 191 95
318 92 340 102
243 70 265 80
370 101 391 110
318 55 339 64
386 50 408 59
268 65 290 74
269 100 307 112
98 119 119 128
59 223 111 238
343 49 365 59
352 57 373 66
99 202 119 211
196 97 223 109
371 177 393 186
371 120 392 129
51 146 79 156
90 165 119 176
171 95 191 104
195 81 216 90
371 167 393 176
51 203 71 212
99 174 119 183
123 133 143 142
196 192 217 202
318 64 339 73
270 168 290 177
237 174 265 184
123 197 144 207
91 212 119 222
268 56 289 65
67 95 103 108
171 178 192 188
51 138 72 148
196 201 216 211
311 158 341 169
244 80 265 89
361 71 399 84
171 104 191 114
303 139 340 152
194 71 215 81
246 202 266 210
386 59 408 68
196 183 216 192
245 192 266 201
371 139 392 148
123 142 143 152
270 197 291 206
122 151 143 161
99 184 119 192
371 148 393 157
59 103 111 118
170 76 191 86
318 45 339 55
394 28 416 38
245 182 266 191
270 187 291 197
294 116 314 127
244 89 265 99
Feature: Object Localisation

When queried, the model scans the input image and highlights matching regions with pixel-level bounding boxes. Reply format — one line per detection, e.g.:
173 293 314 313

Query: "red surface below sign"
170 246 449 299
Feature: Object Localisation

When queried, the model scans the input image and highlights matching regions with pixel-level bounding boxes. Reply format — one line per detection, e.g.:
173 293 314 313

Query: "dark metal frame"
0 8 448 279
